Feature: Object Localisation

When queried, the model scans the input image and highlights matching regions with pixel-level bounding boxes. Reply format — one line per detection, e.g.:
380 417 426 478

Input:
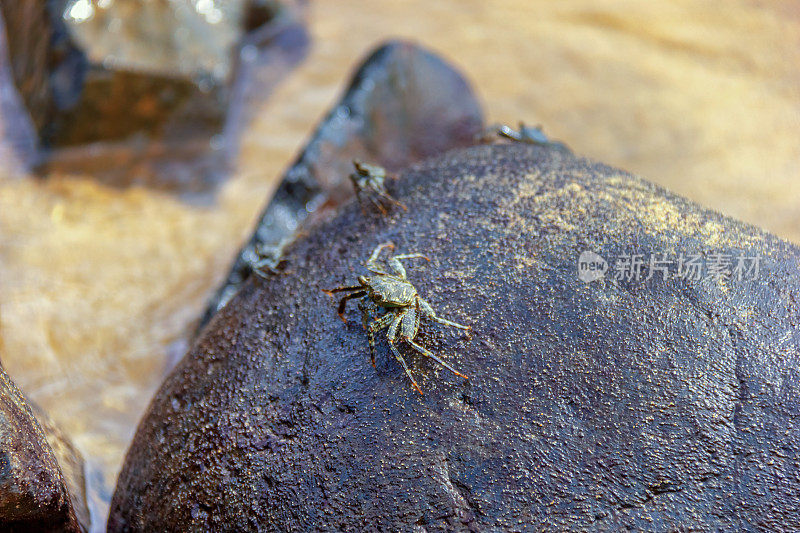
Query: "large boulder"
110 143 800 531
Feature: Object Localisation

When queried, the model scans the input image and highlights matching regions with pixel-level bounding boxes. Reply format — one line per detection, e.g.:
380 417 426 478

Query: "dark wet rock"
30 403 91 532
0 1 307 195
38 13 308 197
0 363 87 532
110 143 800 531
0 0 86 146
199 40 484 330
43 68 226 148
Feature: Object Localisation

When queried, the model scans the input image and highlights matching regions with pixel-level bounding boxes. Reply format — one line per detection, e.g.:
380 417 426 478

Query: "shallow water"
1 1 798 529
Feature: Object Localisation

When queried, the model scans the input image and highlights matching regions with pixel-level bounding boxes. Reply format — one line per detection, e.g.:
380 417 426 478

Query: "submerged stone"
110 144 800 531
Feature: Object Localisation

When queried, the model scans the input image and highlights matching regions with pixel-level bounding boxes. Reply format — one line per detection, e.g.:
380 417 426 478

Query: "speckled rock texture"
110 143 800 531
0 363 87 532
30 403 90 531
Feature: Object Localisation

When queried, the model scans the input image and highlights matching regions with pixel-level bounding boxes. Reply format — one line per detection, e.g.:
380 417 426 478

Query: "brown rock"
110 143 800 531
0 21 36 173
30 404 90 532
0 1 308 195
0 363 87 531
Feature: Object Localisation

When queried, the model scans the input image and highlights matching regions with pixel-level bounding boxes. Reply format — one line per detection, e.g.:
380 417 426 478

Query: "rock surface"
110 143 800 531
31 403 91 532
0 0 85 146
0 363 87 532
0 0 291 147
199 40 483 329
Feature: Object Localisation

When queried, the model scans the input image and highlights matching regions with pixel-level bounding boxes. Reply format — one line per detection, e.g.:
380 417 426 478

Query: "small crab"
323 243 470 394
349 160 407 214
479 122 570 152
497 122 552 144
249 242 283 279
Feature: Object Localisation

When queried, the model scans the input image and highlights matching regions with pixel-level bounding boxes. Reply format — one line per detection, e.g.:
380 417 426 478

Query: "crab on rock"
349 160 407 214
323 243 470 394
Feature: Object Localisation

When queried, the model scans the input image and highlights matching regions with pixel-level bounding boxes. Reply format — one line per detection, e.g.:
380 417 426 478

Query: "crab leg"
377 190 407 211
368 195 388 215
419 299 471 331
365 243 395 275
333 291 367 322
404 338 468 380
367 313 395 368
387 311 423 395
322 285 363 295
387 253 429 279
354 188 370 215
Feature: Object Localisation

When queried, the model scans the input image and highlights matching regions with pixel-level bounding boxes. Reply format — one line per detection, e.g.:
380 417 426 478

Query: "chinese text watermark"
578 251 761 284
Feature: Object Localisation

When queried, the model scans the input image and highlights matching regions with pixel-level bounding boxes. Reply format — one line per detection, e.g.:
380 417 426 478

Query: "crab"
497 122 552 144
323 243 470 394
249 242 284 279
349 160 407 214
478 122 570 152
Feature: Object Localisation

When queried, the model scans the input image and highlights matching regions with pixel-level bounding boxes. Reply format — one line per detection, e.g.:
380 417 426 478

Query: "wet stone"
30 403 91 532
0 363 88 532
0 0 308 195
110 144 800 531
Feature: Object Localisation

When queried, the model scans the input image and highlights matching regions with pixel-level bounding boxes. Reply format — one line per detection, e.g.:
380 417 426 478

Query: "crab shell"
357 275 418 308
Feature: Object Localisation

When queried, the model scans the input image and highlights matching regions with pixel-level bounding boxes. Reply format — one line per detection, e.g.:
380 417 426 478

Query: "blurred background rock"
0 0 798 530
0 0 307 194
